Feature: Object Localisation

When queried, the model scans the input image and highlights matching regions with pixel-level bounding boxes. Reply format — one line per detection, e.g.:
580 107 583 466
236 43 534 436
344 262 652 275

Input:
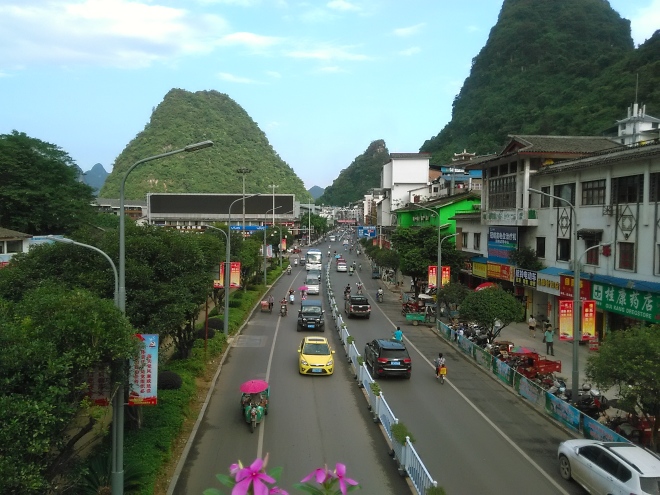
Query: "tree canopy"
459 286 524 342
586 324 660 449
0 131 96 235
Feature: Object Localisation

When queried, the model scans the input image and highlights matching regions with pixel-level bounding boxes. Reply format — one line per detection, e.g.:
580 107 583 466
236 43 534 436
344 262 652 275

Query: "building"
0 227 31 268
455 109 660 338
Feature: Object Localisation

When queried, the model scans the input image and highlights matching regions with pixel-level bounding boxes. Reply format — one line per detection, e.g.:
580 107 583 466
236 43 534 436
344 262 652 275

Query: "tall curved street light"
264 206 282 284
117 140 212 495
528 187 582 402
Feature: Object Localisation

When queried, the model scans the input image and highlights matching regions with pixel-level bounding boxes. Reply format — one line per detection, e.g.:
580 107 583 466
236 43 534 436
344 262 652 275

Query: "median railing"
324 262 438 495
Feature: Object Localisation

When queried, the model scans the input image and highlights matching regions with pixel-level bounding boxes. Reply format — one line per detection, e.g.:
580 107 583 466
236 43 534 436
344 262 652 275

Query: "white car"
558 439 660 494
336 262 347 272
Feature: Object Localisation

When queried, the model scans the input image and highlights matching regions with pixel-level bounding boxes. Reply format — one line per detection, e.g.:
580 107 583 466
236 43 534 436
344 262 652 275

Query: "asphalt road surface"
170 255 410 495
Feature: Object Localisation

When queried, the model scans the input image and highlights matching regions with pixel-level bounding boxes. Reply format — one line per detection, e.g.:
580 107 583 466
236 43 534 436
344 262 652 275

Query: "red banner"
559 275 591 299
441 266 450 287
428 265 438 289
559 300 573 341
216 261 242 288
582 300 596 341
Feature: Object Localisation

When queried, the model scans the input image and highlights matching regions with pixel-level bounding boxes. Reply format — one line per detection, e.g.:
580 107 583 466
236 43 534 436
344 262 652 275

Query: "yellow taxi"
298 336 335 375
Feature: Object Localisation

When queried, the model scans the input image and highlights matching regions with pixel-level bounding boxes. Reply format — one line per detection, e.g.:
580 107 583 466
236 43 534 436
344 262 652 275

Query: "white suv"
558 439 660 494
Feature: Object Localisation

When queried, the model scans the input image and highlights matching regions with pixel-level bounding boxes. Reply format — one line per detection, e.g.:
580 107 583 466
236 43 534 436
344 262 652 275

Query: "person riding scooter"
293 258 298 267
344 284 351 300
356 282 364 294
377 288 384 302
286 265 292 275
280 298 288 316
288 289 295 304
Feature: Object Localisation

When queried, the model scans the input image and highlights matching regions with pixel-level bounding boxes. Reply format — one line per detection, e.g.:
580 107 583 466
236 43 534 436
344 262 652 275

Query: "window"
553 183 575 207
612 175 643 204
473 233 481 250
618 242 635 270
557 238 571 262
651 173 660 202
581 179 606 205
488 176 517 209
6 240 22 253
585 238 600 265
536 237 546 259
462 232 468 248
540 186 551 208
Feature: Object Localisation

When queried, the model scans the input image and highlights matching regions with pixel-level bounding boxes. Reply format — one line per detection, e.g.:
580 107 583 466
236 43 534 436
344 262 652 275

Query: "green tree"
0 285 137 494
509 246 544 271
0 131 96 235
300 212 329 242
459 287 524 342
391 226 437 296
586 324 660 450
437 282 470 315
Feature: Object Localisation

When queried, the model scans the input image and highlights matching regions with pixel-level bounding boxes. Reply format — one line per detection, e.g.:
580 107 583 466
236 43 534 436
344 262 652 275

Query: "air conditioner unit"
602 205 613 216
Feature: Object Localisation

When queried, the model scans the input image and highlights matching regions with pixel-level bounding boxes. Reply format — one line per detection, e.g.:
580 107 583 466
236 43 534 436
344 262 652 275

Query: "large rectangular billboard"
487 226 518 264
148 193 295 220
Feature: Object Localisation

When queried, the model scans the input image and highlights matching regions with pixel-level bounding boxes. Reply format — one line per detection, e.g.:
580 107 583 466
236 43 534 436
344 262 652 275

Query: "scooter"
286 266 292 275
279 304 287 317
376 290 384 303
289 293 295 304
437 365 447 384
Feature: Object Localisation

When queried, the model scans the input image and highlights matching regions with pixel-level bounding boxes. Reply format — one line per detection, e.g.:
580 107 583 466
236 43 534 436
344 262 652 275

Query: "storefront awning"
577 228 603 239
470 256 488 264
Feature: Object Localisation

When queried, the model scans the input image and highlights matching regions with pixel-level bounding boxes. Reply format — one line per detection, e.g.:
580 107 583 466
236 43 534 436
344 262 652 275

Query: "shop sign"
487 226 518 264
487 262 513 282
514 268 537 288
428 265 438 289
559 275 591 300
591 283 660 323
128 334 159 406
582 300 596 340
441 266 451 287
473 262 487 279
537 273 560 295
559 300 573 341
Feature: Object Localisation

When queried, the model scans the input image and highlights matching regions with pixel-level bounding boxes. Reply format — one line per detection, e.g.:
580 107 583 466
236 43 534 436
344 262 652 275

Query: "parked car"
364 339 411 379
298 336 334 375
558 439 660 495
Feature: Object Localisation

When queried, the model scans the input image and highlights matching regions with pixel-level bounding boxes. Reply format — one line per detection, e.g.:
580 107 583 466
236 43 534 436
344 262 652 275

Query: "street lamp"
118 140 212 495
237 168 251 234
201 225 229 340
528 187 581 402
264 206 282 284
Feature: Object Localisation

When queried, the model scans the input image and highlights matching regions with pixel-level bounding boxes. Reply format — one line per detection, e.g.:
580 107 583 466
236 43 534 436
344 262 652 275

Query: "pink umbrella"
475 282 496 291
240 379 269 394
298 285 309 292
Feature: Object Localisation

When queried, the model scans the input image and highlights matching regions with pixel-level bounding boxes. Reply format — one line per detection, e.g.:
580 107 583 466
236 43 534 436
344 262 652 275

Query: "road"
171 242 585 495
170 253 410 495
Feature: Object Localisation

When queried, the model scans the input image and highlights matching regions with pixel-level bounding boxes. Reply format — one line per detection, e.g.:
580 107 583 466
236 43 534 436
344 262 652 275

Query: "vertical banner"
230 261 241 288
281 238 287 252
128 334 159 406
441 266 451 287
427 265 438 289
216 262 227 289
582 300 596 341
559 300 573 341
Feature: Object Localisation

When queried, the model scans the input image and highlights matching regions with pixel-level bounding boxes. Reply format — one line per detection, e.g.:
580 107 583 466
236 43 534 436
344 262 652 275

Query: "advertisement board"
582 300 596 341
487 262 513 282
514 268 537 288
358 226 377 238
441 266 451 287
472 262 487 279
128 334 159 406
559 300 573 341
591 283 660 323
427 265 438 289
559 275 591 299
217 261 242 288
487 226 518 264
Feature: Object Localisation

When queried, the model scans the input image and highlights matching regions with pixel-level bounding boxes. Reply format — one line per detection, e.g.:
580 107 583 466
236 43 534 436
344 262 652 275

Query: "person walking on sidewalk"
528 315 537 338
544 325 555 356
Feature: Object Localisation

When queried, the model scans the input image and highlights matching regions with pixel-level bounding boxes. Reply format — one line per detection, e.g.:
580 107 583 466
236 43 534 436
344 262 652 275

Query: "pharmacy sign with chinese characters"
591 284 660 323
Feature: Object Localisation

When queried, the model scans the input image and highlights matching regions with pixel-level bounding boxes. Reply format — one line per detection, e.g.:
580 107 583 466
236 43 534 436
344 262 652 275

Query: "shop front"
591 278 660 333
535 267 562 328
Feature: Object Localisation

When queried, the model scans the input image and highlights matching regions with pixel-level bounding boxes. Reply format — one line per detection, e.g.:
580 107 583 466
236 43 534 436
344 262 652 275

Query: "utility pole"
270 183 278 253
237 168 251 234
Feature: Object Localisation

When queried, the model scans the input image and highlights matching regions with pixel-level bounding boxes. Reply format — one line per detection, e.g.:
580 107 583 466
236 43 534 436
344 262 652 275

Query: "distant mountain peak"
308 186 324 200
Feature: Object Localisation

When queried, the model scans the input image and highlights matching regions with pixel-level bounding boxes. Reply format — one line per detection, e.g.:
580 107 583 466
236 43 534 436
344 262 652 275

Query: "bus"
306 249 323 271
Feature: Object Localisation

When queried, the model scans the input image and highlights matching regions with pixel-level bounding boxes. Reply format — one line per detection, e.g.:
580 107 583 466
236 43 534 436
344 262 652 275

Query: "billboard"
487 226 518 264
358 226 377 238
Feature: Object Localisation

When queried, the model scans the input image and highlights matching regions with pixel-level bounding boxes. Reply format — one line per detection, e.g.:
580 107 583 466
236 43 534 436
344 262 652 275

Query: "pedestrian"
267 294 274 311
544 325 555 356
393 326 403 342
528 315 537 338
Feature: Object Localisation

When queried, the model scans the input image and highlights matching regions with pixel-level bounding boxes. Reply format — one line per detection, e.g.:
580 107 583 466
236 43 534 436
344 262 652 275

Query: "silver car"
558 439 660 494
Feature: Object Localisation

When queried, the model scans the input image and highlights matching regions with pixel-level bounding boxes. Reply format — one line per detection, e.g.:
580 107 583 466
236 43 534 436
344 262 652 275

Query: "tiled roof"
390 153 431 159
505 135 623 154
0 227 31 239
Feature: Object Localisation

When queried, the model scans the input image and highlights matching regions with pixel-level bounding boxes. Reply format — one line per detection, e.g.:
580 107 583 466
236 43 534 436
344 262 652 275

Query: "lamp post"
237 168 251 234
118 140 212 495
264 206 282 284
308 203 312 246
528 187 581 401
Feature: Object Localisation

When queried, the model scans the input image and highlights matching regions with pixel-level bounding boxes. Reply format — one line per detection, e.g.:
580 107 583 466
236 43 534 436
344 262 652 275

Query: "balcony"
481 208 538 227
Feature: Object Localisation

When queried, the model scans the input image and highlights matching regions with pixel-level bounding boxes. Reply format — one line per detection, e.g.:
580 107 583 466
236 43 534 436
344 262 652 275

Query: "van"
305 275 320 295
298 299 324 331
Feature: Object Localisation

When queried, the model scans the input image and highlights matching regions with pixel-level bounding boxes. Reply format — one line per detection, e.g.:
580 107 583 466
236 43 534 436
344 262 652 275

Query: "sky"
1 1 658 190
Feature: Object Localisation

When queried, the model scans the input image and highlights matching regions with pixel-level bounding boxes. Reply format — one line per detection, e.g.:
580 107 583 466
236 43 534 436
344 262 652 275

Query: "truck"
344 295 371 318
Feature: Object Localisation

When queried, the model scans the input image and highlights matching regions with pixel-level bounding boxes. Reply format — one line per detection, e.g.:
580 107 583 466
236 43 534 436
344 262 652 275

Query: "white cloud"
629 0 660 45
398 46 420 56
216 71 261 83
466 25 479 33
0 0 229 69
299 8 338 23
393 22 425 38
266 70 282 78
318 65 343 73
218 32 282 49
327 0 360 12
287 45 369 61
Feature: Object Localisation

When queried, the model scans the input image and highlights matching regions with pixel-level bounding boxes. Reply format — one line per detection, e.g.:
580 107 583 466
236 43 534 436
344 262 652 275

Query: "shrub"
158 370 183 390
195 327 216 340
391 422 416 445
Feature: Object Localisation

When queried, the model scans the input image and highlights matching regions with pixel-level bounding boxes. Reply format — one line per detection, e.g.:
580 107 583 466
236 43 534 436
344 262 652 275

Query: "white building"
378 153 431 227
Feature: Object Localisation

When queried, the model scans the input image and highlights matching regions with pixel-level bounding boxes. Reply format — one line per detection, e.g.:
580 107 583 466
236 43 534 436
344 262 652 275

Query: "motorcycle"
349 267 354 276
280 304 287 316
286 266 292 275
293 259 298 267
240 380 269 433
437 364 447 384
376 290 384 303
289 293 295 304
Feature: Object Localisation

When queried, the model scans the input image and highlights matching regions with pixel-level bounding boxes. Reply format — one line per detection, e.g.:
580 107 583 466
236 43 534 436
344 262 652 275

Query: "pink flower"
268 488 289 495
229 462 242 477
233 458 276 495
333 463 358 495
301 465 331 484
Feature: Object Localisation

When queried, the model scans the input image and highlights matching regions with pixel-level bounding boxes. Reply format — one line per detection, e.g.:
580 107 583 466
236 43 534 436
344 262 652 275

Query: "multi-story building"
456 108 660 339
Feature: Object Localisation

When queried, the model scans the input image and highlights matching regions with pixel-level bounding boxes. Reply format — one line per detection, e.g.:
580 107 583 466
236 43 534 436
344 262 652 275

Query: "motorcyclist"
267 295 274 311
358 263 362 272
356 282 363 294
377 288 384 302
286 265 292 274
344 284 351 299
280 297 288 315
434 353 446 379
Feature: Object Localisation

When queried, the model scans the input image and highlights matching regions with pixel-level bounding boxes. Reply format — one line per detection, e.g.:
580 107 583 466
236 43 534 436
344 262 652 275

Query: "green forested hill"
100 89 312 202
316 140 390 206
421 0 660 162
